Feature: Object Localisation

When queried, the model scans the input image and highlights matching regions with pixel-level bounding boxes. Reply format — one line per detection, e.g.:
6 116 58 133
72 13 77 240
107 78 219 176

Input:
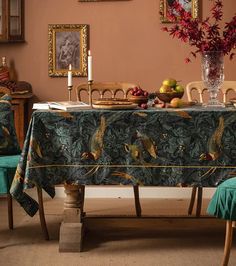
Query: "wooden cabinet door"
0 0 24 42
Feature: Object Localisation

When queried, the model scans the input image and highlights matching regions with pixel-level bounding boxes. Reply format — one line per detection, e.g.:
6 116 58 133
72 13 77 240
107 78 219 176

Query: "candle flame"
88 50 91 56
69 64 72 71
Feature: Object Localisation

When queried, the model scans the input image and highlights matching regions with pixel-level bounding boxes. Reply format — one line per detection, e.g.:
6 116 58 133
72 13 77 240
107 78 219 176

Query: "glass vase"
201 51 224 107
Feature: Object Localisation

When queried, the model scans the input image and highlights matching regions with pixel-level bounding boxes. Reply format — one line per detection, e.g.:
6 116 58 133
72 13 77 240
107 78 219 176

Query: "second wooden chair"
76 82 142 217
186 81 236 217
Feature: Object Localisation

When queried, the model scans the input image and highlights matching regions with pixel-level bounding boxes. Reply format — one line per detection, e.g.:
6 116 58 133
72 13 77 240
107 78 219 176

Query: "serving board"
92 103 138 110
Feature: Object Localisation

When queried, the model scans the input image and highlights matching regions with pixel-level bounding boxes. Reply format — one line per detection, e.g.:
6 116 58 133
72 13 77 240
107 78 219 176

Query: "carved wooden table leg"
59 184 84 252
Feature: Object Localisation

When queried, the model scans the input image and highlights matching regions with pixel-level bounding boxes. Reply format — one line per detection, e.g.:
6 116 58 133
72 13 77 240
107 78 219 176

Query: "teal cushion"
0 154 20 168
207 177 236 220
0 155 20 194
0 94 21 155
0 154 20 194
0 168 15 194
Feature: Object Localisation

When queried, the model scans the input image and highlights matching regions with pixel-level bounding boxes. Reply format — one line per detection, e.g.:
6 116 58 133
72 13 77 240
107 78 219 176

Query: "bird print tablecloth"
10 107 236 216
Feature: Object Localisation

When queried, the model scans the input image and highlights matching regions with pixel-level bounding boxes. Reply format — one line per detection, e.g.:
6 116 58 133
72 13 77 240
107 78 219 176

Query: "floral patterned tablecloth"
10 107 236 216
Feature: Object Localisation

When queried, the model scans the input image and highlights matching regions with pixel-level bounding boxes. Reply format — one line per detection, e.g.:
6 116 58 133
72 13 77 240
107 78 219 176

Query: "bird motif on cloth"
136 130 157 159
81 115 106 161
199 116 224 161
124 143 143 162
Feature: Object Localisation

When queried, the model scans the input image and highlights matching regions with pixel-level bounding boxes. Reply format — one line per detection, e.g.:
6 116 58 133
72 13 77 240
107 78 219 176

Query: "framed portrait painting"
160 0 199 23
48 24 89 77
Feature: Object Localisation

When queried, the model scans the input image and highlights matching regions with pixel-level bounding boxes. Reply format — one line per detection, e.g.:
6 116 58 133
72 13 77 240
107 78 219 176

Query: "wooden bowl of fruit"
156 91 184 103
157 78 184 103
128 87 149 107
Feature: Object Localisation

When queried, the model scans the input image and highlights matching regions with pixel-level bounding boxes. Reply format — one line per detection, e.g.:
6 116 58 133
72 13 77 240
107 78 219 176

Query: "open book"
49 101 89 111
33 101 89 111
32 102 50 110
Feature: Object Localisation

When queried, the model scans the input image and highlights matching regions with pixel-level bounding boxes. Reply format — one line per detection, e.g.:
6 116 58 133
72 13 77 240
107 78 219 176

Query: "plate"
92 103 138 110
93 98 132 105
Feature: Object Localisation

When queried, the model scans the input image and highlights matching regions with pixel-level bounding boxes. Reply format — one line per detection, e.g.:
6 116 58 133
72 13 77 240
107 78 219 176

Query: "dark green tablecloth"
10 107 236 216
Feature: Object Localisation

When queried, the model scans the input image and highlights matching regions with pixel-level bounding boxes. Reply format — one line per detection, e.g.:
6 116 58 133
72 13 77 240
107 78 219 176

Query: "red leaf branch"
162 0 236 62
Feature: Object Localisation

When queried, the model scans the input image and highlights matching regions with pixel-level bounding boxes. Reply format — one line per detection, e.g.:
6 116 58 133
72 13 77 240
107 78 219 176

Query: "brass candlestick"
68 85 73 101
88 80 93 107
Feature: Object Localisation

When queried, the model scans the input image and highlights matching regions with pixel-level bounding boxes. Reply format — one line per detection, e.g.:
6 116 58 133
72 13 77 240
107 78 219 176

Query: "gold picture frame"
48 24 89 77
160 0 199 23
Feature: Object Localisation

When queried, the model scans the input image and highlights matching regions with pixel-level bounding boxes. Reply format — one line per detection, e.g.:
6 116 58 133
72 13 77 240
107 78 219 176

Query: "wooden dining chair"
186 81 236 217
0 93 49 240
186 81 236 104
207 177 236 266
76 82 142 217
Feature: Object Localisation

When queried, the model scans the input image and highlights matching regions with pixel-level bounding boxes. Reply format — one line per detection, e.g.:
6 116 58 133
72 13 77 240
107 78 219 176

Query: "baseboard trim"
54 186 216 199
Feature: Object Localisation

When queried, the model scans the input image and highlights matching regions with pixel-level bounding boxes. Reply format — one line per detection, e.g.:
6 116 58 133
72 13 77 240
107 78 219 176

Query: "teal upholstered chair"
0 94 49 239
207 177 236 266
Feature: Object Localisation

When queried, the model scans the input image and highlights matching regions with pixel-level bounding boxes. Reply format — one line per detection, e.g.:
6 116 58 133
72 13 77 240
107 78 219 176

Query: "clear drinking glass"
201 51 224 107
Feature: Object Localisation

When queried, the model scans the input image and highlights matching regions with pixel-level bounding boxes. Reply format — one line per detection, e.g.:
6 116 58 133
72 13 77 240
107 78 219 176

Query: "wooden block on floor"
59 222 83 252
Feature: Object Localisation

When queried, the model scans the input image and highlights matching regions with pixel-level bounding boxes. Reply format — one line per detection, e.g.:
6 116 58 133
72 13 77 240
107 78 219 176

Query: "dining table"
10 105 236 252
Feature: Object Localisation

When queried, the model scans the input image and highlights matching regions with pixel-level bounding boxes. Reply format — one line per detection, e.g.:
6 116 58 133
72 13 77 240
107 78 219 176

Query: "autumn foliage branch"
161 0 236 63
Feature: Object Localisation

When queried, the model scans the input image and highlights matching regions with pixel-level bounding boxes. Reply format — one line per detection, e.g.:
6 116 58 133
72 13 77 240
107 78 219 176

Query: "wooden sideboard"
0 86 33 148
11 93 33 148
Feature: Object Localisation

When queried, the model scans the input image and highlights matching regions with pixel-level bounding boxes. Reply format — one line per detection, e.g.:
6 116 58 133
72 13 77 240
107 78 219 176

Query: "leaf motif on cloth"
2 126 10 136
83 165 100 177
0 126 10 149
56 111 74 119
112 171 143 185
174 110 192 119
199 167 217 181
30 138 43 158
133 112 148 117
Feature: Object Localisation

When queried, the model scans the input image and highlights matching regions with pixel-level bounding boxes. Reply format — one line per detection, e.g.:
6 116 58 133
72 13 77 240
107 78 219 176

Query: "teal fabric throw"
0 94 21 194
207 177 236 220
0 94 21 155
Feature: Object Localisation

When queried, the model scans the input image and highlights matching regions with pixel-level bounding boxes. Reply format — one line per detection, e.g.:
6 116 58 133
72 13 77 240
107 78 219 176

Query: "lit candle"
88 50 92 81
68 64 72 86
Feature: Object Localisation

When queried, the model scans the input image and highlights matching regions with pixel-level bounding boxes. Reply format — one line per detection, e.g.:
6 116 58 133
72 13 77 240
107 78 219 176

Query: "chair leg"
222 220 233 266
80 185 85 219
188 186 197 215
196 187 203 217
37 187 49 240
133 185 141 217
7 193 13 230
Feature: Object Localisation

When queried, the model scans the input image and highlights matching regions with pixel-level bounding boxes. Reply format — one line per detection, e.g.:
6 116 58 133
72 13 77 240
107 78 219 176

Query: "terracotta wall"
0 0 235 102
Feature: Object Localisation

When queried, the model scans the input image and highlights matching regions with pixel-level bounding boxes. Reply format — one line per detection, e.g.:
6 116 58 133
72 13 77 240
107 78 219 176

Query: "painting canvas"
48 24 89 77
160 0 199 23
